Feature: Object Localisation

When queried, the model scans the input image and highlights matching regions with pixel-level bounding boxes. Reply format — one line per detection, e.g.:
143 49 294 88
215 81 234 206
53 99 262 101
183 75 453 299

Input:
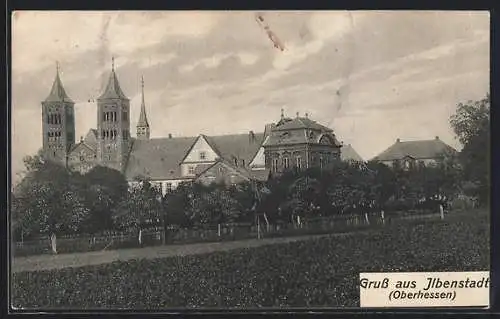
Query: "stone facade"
40 62 360 194
262 111 343 174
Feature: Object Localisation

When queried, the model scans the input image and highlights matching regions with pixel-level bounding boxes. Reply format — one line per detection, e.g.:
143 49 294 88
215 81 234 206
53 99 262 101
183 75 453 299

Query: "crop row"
12 213 489 309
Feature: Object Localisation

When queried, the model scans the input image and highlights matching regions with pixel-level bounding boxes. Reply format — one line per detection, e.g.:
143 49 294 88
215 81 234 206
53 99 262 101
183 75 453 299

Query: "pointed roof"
98 57 129 100
44 62 73 103
137 76 149 127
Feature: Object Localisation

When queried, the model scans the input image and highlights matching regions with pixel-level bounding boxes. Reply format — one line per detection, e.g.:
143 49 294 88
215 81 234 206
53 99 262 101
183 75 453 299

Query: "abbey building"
41 61 363 195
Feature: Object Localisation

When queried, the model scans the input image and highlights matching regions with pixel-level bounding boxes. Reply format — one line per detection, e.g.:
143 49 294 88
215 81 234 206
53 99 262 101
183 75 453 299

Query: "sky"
11 11 490 182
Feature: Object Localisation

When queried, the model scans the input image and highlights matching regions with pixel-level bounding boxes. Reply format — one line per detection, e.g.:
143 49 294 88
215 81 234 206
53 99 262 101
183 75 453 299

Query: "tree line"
11 94 489 240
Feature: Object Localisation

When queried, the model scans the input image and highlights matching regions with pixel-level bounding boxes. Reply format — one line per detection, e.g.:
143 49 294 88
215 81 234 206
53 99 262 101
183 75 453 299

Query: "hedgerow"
12 213 489 309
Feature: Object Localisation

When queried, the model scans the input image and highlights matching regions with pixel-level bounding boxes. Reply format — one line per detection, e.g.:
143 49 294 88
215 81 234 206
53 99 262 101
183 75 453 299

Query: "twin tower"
41 59 151 172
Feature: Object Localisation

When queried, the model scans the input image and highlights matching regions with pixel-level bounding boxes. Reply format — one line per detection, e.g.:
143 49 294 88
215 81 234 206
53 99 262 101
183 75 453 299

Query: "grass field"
12 210 489 309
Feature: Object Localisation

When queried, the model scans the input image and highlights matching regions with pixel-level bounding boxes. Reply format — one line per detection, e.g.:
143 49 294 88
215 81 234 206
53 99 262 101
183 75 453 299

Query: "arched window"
283 157 289 169
295 156 302 171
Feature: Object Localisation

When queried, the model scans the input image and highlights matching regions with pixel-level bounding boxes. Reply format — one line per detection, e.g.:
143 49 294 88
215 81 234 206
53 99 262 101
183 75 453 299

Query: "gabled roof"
125 136 196 180
341 144 364 162
98 69 129 100
372 137 457 161
44 69 73 103
84 129 99 150
205 132 265 165
69 141 96 154
195 159 269 183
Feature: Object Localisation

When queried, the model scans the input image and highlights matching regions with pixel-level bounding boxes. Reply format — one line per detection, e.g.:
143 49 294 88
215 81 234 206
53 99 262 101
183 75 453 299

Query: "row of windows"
272 156 303 172
47 131 62 142
101 129 130 140
102 111 128 122
46 113 62 124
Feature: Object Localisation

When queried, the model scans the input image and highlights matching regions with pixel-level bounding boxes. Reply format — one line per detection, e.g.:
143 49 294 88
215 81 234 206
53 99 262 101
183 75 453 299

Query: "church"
41 60 363 195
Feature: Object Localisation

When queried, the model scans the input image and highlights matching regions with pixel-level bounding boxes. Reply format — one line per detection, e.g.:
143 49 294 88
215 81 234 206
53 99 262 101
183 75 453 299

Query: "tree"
12 158 90 238
449 94 490 205
81 166 129 233
111 178 163 231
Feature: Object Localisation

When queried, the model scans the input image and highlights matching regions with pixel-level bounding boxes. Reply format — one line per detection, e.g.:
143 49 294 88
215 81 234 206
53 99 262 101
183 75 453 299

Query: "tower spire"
97 56 128 100
136 75 150 140
44 61 73 103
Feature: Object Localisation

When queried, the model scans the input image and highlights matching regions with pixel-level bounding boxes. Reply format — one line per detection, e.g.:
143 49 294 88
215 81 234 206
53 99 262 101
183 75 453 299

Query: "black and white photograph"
10 10 490 309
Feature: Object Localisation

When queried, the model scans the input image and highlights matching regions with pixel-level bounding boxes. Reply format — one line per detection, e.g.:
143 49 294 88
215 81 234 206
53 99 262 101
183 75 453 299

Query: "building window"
295 156 302 171
199 151 206 160
188 166 195 175
272 158 279 172
166 182 172 193
241 159 245 167
218 167 223 173
123 130 128 140
122 111 128 122
319 156 324 169
404 160 411 170
283 157 290 169
79 152 85 162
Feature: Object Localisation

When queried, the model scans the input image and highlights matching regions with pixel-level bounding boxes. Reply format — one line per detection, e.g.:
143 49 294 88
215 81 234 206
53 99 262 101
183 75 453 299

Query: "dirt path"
12 231 366 273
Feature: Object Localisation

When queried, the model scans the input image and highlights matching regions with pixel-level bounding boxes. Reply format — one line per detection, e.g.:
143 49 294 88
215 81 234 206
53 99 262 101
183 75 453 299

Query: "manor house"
41 61 362 194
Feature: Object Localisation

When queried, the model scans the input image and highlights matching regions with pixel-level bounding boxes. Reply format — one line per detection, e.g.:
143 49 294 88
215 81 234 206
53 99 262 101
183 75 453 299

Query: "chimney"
305 112 309 118
80 136 84 143
168 133 172 139
435 136 439 140
396 138 401 143
296 112 299 118
249 130 256 143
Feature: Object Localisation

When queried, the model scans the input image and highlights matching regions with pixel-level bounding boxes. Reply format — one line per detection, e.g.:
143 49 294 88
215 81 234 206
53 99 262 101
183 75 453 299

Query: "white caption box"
359 271 490 308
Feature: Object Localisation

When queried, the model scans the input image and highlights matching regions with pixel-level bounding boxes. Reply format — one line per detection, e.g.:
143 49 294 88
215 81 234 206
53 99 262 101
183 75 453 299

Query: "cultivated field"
11 210 489 309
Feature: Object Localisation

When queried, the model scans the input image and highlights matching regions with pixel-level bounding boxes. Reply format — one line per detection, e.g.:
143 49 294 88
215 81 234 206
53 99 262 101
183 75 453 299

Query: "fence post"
381 210 385 225
365 213 370 225
439 204 444 220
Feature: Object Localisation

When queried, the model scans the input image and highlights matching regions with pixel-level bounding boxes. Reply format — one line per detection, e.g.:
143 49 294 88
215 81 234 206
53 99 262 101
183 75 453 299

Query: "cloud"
11 11 221 74
10 11 490 184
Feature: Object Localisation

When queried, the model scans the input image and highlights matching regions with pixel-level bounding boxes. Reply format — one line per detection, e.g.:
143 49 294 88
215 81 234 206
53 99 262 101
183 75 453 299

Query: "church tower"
41 62 75 165
96 57 131 172
136 76 150 140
